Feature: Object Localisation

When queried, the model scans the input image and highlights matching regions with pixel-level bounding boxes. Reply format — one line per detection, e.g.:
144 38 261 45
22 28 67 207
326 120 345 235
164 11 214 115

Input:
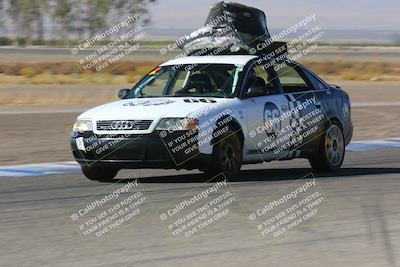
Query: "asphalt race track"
1 149 399 267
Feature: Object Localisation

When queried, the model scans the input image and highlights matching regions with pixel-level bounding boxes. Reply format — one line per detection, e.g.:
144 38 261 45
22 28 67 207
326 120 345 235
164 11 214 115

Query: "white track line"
346 138 400 152
0 161 80 177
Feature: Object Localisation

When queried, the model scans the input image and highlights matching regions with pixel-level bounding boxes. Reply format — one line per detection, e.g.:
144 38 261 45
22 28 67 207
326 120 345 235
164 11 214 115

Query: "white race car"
71 55 353 181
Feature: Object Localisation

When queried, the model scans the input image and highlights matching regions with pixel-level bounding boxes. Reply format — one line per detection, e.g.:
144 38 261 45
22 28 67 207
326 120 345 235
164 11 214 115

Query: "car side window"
140 70 170 97
302 69 328 90
244 63 279 97
276 64 312 93
169 70 191 93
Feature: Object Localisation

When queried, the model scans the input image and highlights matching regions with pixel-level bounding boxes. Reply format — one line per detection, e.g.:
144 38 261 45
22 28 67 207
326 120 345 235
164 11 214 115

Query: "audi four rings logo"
110 120 136 130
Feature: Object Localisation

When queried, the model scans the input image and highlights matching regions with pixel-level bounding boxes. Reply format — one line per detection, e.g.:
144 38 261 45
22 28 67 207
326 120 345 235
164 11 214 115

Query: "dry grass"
0 61 156 85
301 61 400 81
0 73 137 85
0 61 399 84
0 61 157 75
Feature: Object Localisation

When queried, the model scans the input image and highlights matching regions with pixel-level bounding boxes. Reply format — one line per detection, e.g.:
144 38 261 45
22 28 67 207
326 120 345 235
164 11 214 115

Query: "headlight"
156 118 198 131
73 119 93 133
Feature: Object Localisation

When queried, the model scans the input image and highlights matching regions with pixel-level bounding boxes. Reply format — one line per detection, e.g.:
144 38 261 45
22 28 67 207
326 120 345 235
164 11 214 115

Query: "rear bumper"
71 131 211 170
344 120 353 146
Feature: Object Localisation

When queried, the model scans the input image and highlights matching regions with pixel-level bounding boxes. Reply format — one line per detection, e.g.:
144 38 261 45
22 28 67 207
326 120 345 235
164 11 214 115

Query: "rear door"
239 60 292 161
274 61 326 158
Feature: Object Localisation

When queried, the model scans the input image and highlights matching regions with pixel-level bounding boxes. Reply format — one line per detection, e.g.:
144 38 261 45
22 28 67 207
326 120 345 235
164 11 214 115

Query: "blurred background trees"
0 0 156 46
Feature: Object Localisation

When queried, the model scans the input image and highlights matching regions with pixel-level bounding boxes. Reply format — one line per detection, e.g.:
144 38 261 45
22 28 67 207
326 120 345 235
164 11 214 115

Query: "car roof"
160 55 258 66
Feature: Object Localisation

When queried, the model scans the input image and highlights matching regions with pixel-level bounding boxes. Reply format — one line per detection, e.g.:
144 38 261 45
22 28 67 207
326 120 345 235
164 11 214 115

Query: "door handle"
315 103 322 108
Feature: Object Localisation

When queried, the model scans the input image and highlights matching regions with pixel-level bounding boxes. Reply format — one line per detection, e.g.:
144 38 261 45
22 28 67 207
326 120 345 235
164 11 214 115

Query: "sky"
148 0 399 31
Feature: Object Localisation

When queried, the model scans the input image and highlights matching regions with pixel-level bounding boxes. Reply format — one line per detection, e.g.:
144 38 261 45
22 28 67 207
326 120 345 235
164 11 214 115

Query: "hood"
78 97 233 134
78 97 233 120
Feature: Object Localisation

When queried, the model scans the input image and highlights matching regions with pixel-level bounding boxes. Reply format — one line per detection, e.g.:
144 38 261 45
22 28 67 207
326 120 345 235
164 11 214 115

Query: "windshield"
125 64 242 99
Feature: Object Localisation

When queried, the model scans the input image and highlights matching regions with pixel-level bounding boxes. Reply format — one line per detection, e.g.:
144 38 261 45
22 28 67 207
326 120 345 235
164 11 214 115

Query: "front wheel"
309 122 345 171
205 130 242 180
81 166 118 181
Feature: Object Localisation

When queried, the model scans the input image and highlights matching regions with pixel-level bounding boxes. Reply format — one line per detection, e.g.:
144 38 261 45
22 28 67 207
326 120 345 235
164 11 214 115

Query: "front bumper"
71 131 211 170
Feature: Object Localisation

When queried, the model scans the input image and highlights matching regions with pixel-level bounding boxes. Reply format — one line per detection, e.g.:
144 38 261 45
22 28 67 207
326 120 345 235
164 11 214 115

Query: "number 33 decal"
264 102 281 135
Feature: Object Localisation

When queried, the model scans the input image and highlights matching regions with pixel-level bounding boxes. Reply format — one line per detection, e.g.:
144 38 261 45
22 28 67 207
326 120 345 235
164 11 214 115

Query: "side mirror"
118 88 130 99
245 85 265 98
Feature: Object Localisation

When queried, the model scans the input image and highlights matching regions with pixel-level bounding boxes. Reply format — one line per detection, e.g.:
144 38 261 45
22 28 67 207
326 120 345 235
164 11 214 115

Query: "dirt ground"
351 106 400 140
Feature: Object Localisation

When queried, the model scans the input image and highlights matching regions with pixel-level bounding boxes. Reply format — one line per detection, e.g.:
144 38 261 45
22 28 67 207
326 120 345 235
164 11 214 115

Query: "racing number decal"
184 98 217 103
264 102 281 136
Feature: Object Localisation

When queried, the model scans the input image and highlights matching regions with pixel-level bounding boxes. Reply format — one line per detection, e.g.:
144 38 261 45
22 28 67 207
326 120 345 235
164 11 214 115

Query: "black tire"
81 166 118 181
205 130 242 180
309 121 345 171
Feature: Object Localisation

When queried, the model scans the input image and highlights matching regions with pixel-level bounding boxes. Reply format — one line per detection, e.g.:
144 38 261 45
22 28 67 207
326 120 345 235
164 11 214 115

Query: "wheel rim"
219 138 240 174
324 124 344 167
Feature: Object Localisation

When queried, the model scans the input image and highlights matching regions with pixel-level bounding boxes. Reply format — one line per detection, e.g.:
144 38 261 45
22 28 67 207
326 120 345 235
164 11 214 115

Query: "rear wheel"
81 166 118 181
205 130 242 180
309 122 345 171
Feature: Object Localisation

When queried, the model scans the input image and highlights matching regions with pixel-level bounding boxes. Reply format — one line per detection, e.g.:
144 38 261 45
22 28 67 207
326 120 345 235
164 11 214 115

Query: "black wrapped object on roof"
179 1 287 57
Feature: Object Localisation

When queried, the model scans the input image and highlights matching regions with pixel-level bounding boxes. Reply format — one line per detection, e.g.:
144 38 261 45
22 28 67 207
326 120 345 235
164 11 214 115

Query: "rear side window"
243 63 279 96
276 65 312 93
302 69 328 90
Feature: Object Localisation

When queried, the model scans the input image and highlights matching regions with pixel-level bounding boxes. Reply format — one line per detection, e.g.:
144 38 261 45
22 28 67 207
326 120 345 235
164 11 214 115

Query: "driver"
176 73 214 95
